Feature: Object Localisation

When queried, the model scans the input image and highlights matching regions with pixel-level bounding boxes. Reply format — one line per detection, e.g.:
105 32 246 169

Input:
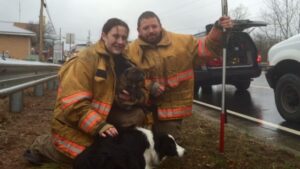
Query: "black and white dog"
73 127 185 169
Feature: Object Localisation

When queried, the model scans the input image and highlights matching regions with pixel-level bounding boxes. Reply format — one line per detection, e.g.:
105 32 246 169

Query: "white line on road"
193 100 300 136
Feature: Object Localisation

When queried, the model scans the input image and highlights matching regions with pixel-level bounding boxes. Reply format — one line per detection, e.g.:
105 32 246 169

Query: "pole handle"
221 0 228 16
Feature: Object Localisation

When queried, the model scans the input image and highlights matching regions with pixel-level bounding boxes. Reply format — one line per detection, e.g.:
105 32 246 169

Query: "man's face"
138 17 162 44
102 26 128 55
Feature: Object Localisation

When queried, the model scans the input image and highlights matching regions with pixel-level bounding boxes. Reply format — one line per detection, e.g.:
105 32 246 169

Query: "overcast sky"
0 0 265 43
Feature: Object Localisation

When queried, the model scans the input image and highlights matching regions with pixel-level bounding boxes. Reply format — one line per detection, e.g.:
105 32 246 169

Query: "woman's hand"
99 126 118 137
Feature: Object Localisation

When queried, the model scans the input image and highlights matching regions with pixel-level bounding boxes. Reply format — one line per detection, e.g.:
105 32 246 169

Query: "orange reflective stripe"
79 110 102 133
167 69 193 87
53 133 85 158
147 69 193 88
198 38 213 58
198 39 203 57
158 106 192 119
91 100 111 116
61 92 92 109
204 42 212 57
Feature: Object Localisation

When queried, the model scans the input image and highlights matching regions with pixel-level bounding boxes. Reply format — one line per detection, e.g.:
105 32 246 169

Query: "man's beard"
139 32 162 45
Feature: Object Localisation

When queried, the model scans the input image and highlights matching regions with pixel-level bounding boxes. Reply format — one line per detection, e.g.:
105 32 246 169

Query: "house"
0 22 36 59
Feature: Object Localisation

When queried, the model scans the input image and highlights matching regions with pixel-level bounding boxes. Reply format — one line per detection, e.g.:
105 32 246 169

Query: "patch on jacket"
96 69 107 79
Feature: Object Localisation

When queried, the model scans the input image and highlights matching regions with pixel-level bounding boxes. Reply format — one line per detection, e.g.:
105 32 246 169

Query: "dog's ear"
154 133 179 159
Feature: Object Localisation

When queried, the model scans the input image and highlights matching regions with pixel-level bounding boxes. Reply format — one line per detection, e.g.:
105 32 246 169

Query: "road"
194 71 300 135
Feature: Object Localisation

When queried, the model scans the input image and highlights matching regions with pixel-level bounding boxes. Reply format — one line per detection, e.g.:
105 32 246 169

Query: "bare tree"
261 0 300 40
230 4 250 20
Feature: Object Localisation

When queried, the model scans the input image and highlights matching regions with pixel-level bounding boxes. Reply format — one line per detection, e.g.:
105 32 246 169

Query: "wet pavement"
194 72 300 133
193 71 300 154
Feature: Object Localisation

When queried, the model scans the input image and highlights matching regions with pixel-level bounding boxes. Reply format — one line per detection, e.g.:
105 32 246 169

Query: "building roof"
0 22 36 37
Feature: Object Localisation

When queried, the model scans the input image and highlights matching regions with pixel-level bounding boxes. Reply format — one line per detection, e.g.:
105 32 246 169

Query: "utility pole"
18 0 21 22
87 30 91 46
39 0 45 61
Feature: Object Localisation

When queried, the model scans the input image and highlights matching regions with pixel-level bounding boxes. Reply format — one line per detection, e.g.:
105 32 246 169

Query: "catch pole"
219 0 228 153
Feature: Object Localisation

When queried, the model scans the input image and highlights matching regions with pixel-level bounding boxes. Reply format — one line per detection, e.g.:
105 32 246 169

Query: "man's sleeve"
193 26 223 66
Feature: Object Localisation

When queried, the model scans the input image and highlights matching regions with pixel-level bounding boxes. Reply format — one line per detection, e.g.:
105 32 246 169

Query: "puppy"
113 55 146 110
73 127 185 169
115 66 146 110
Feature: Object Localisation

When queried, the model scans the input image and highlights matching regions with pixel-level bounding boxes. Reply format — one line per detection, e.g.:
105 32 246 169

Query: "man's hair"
102 18 129 34
137 11 161 28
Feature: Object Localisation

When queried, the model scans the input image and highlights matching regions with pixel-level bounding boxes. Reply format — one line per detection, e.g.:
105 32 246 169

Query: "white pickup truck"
266 34 300 122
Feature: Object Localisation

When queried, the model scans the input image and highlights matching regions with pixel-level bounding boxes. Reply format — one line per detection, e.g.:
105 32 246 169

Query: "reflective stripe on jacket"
52 41 116 158
126 27 223 120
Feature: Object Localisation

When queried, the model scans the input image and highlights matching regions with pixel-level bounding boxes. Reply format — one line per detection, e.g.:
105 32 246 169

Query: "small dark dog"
115 66 146 110
113 55 146 110
73 127 185 169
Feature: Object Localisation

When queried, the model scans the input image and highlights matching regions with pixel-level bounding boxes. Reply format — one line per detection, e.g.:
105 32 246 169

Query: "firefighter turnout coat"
51 41 117 158
126 26 223 120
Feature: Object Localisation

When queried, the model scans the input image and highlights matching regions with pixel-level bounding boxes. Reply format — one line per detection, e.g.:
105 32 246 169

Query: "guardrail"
0 58 61 112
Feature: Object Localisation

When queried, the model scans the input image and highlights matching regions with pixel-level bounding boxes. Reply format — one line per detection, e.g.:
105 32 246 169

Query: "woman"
24 18 144 165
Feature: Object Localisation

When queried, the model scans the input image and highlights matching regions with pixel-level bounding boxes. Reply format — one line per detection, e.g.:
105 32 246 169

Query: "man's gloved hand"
150 82 165 97
215 16 233 29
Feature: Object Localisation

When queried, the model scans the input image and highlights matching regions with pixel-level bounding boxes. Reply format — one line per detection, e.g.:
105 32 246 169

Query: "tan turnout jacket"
126 26 223 120
51 41 116 158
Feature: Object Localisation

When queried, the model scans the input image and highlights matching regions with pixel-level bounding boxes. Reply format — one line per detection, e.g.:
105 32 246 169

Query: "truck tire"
234 80 251 91
275 74 300 122
194 83 201 97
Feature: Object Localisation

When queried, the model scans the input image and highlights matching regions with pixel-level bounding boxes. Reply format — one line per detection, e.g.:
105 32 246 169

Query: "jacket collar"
95 40 110 57
137 29 171 47
94 40 115 76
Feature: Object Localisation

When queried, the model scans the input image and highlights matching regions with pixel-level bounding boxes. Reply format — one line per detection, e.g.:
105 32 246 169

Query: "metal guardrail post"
34 84 44 96
9 91 23 113
53 79 59 90
47 80 54 90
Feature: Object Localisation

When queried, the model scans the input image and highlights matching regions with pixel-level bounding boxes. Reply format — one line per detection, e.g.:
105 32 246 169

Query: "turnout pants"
29 134 73 164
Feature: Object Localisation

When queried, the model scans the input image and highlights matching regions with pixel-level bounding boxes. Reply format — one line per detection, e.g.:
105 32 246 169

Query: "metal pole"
39 0 44 61
18 0 21 22
219 0 228 153
69 34 71 53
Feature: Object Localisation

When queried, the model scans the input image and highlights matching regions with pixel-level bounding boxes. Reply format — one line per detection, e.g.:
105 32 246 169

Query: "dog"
113 55 146 110
115 66 146 110
73 127 185 169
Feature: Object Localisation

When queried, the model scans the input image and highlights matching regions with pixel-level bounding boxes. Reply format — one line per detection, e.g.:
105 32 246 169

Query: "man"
126 11 233 141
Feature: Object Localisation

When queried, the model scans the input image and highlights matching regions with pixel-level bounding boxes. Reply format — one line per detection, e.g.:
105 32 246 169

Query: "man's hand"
218 16 233 29
99 126 118 137
150 82 165 97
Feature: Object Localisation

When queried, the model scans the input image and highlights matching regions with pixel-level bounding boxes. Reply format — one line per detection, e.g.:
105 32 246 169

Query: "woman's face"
102 25 128 55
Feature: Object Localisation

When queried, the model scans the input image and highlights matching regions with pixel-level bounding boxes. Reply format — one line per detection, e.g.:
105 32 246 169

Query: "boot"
23 149 44 165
